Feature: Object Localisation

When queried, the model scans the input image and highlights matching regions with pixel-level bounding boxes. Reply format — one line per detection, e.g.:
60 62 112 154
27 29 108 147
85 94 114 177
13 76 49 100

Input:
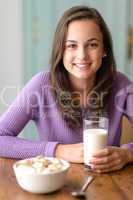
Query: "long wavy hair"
50 5 116 129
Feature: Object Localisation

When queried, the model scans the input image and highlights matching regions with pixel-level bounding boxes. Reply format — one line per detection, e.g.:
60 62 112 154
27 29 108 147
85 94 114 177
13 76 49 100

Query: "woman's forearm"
0 136 59 159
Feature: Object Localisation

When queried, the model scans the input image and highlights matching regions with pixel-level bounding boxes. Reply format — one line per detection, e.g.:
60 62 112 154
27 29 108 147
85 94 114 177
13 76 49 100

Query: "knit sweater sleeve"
0 72 59 159
121 82 133 152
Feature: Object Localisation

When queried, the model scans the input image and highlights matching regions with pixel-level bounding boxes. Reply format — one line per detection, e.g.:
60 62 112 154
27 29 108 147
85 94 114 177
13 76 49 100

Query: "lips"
74 63 91 70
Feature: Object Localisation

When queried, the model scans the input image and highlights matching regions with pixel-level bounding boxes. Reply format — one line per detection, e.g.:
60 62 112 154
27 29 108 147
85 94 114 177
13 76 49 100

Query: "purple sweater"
0 71 133 159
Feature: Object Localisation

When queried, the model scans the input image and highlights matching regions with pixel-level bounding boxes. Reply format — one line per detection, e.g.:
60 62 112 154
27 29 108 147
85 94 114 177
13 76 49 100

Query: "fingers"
91 157 122 170
89 147 126 173
94 163 124 173
92 147 112 157
90 155 113 165
90 150 120 165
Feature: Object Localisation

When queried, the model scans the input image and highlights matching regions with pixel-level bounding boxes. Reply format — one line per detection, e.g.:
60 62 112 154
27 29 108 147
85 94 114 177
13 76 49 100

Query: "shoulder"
29 71 51 85
115 71 132 84
19 71 51 99
111 71 133 104
113 72 133 120
24 71 51 90
113 71 132 91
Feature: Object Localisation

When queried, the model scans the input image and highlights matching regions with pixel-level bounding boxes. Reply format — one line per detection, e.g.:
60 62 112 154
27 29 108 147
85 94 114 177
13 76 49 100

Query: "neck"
69 75 96 94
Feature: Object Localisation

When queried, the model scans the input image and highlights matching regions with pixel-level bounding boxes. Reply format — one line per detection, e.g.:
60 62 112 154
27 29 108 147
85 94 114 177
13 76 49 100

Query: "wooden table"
0 158 133 200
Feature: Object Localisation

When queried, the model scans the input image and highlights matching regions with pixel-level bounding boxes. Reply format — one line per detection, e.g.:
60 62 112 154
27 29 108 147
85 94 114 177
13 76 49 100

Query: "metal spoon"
71 176 94 198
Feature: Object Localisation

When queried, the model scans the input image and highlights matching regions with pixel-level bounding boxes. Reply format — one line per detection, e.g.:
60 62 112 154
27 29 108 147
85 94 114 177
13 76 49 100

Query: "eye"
66 44 77 49
89 43 98 48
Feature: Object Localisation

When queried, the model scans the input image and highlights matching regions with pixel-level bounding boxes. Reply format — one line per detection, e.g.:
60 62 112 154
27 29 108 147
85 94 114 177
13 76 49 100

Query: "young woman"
0 5 133 173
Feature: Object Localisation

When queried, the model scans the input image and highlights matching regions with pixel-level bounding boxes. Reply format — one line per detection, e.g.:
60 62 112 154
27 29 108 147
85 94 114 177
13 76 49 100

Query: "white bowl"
13 156 70 194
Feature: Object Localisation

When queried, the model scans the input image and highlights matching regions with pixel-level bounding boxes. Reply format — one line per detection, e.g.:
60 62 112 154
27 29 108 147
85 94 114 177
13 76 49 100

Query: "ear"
102 51 107 58
102 49 107 58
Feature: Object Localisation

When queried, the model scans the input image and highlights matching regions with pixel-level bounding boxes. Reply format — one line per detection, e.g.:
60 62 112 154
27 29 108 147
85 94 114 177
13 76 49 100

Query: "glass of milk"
83 116 108 166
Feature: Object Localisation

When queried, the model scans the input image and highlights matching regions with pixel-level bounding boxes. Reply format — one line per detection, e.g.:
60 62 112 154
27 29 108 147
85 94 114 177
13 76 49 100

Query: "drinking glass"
83 116 109 166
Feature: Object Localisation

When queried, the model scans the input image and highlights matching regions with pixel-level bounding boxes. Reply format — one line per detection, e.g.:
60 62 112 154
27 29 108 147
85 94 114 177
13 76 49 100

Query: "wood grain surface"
0 158 133 200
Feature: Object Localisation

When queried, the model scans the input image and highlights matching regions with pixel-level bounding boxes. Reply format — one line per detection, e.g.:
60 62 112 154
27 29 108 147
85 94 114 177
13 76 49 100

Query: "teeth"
76 64 89 68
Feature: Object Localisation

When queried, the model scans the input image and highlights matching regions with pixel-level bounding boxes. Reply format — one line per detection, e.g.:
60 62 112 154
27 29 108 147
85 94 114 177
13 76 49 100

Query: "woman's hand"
89 146 133 173
55 143 84 163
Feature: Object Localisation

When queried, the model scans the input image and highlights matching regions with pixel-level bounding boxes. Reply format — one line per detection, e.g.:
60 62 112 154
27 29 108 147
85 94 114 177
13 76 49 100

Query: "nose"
76 46 88 60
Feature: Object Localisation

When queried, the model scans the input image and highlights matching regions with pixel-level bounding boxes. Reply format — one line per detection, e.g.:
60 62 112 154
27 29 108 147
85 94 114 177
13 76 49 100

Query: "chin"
76 72 95 79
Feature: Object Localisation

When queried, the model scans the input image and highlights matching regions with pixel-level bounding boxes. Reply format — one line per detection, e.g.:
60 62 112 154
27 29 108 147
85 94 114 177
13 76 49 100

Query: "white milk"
83 128 107 165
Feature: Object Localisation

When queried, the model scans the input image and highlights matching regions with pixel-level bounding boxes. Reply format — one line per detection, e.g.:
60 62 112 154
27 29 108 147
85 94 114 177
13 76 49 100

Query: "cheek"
91 52 103 71
93 51 103 63
63 52 74 65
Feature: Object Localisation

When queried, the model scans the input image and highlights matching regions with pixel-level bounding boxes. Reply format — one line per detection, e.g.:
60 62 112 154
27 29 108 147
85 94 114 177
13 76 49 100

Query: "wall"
0 0 23 114
23 0 132 81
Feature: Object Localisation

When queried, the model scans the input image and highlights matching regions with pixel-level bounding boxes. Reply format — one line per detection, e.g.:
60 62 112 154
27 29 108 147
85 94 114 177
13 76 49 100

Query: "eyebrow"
66 38 100 43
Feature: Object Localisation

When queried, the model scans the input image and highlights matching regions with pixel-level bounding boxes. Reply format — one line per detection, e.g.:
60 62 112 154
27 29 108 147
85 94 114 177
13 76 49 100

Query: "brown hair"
50 5 116 129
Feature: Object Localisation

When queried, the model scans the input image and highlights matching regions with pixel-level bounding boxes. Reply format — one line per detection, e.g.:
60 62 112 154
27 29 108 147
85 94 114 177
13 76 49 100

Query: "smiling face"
63 19 105 83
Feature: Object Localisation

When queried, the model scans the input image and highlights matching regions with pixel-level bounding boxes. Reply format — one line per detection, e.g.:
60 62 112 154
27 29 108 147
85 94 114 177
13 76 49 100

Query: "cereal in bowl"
16 155 67 174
